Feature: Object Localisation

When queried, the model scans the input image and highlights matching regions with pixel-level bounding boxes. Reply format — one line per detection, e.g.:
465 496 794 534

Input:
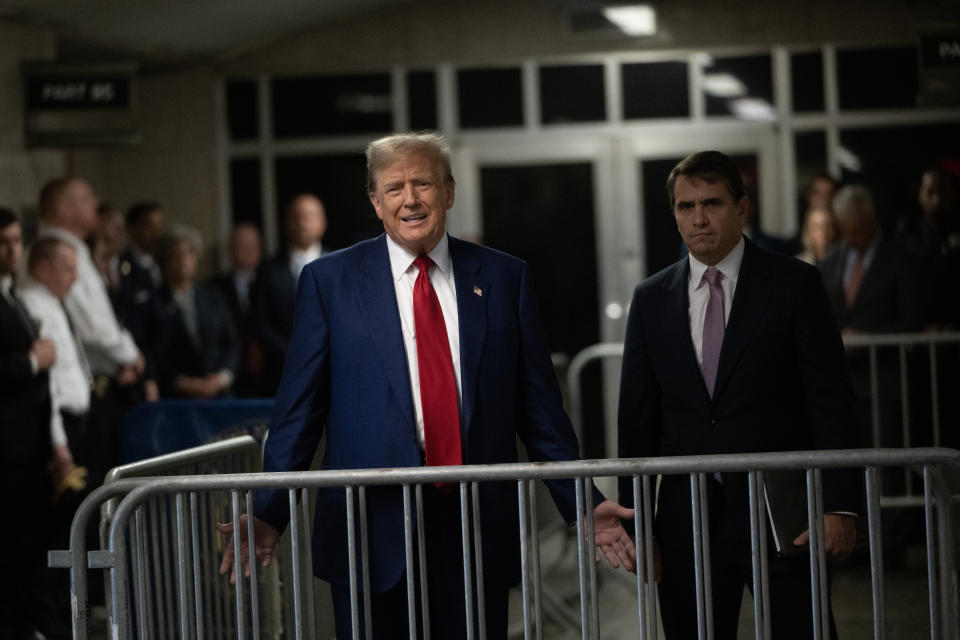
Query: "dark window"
837 47 918 110
457 68 523 128
794 130 829 225
622 61 689 119
229 158 262 227
271 73 392 138
274 153 381 250
703 55 774 118
791 52 824 113
226 79 258 140
839 123 960 231
539 64 606 124
407 70 437 131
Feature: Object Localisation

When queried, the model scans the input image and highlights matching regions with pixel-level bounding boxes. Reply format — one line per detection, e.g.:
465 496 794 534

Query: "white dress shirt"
687 236 745 372
39 226 139 375
386 233 462 448
290 244 323 281
20 280 91 446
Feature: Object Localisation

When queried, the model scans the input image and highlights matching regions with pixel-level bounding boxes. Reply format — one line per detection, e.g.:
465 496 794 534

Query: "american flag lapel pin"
473 285 482 297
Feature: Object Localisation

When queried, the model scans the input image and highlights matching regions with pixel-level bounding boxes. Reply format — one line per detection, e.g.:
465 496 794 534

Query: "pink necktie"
845 252 865 309
413 255 462 475
701 268 725 398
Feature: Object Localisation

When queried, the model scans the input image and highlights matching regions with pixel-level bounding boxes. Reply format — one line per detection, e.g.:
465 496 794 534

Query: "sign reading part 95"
27 75 131 110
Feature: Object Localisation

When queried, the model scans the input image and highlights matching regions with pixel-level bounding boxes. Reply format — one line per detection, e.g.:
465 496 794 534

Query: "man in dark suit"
254 193 327 395
219 133 635 639
0 208 57 639
210 223 265 396
618 151 859 639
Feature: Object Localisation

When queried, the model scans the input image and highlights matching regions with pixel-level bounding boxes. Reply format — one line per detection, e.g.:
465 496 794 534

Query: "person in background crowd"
211 222 265 396
254 193 328 395
796 206 840 265
820 185 921 335
896 166 960 329
805 172 840 213
20 235 90 640
37 177 145 488
156 226 240 398
124 201 165 288
92 203 161 403
618 151 858 639
0 208 57 640
219 132 634 639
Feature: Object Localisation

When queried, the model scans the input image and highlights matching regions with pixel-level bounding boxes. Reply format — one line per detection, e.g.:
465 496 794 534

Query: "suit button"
711 418 719 428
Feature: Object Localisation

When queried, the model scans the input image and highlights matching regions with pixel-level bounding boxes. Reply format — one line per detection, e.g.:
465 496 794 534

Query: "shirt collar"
386 233 451 283
0 274 12 295
688 235 745 288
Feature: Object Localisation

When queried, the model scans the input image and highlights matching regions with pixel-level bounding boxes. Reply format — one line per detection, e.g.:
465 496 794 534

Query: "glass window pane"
407 70 437 131
837 47 918 110
703 55 774 119
229 158 262 227
271 73 392 138
226 79 258 140
274 153 381 250
794 130 829 225
622 61 689 119
791 52 824 113
839 123 960 231
457 67 523 128
539 64 606 124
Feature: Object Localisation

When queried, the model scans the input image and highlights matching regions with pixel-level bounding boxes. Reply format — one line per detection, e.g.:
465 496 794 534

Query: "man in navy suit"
618 151 859 639
220 132 635 638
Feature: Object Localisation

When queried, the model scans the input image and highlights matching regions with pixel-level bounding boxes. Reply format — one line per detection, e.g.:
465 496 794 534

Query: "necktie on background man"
412 255 462 481
845 252 865 309
62 300 94 387
701 267 725 398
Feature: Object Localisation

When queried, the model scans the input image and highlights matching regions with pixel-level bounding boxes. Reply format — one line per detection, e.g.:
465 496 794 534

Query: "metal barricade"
54 447 960 639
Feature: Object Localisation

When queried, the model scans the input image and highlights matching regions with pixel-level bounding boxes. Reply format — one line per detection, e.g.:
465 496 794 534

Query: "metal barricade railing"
566 333 960 507
48 435 274 640
54 447 960 640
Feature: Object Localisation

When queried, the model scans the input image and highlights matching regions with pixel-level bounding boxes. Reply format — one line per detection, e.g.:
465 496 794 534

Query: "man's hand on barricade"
792 513 856 560
217 515 280 584
592 499 637 572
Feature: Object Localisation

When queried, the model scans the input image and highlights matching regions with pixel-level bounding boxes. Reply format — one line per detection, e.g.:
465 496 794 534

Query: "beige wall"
71 66 221 273
0 21 64 232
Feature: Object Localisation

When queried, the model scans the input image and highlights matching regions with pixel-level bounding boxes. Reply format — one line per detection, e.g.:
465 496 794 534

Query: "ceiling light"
602 5 657 36
702 73 747 98
729 98 776 121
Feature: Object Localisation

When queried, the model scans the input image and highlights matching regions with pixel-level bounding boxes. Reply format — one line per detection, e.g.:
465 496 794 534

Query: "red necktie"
413 255 462 473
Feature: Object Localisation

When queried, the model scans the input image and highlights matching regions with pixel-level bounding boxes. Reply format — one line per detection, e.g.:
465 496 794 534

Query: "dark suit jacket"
252 254 297 395
618 239 858 552
112 249 165 379
156 284 241 397
818 237 922 333
0 294 51 463
253 234 585 592
210 272 265 397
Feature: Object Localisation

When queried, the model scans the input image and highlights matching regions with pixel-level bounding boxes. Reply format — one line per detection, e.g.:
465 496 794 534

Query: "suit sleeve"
253 265 332 532
513 262 602 522
617 284 662 515
795 265 861 513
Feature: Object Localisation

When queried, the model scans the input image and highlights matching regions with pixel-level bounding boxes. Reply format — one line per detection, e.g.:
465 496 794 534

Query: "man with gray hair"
220 132 635 639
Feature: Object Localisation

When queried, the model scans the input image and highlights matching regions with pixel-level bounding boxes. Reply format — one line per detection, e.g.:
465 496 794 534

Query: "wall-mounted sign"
22 62 140 147
919 33 960 106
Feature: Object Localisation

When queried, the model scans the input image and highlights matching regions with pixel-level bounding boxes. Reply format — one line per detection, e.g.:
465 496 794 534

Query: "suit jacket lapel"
449 237 487 438
354 235 415 424
714 240 771 399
